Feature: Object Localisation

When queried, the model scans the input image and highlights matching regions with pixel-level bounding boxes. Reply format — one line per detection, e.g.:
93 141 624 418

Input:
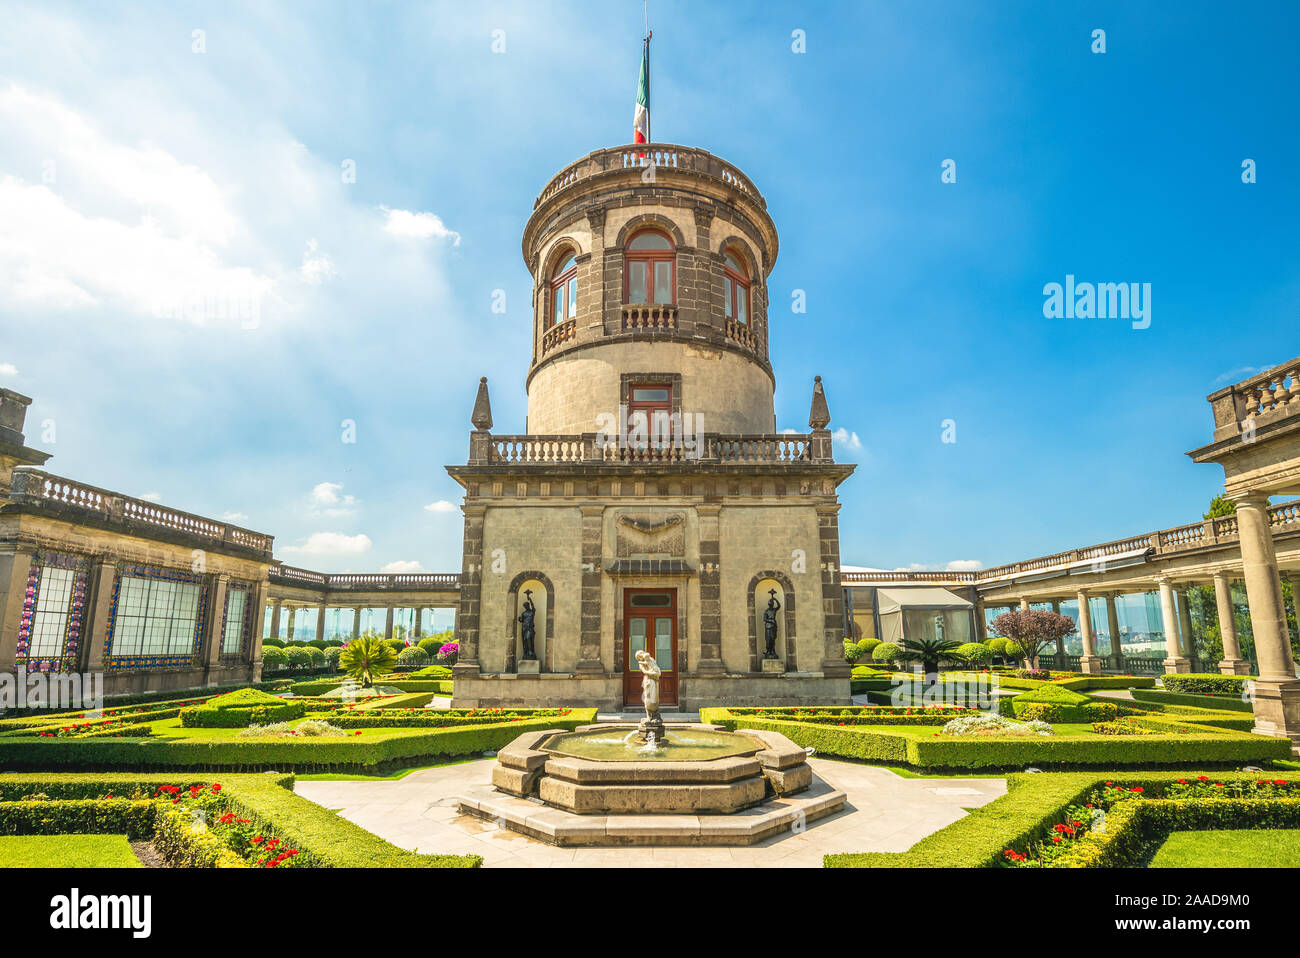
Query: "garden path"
294 758 1006 867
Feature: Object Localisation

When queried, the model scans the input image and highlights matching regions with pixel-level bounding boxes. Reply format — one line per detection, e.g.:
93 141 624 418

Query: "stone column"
817 503 851 680
1106 593 1123 662
1049 601 1065 656
352 607 361 640
1019 597 1029 611
286 607 297 643
82 559 118 673
1077 590 1101 674
383 605 394 641
974 595 987 641
1214 572 1250 675
574 504 605 673
412 607 422 639
269 599 282 642
316 604 326 643
695 504 724 672
204 574 230 674
0 547 36 672
1177 587 1196 659
1232 493 1300 742
1158 577 1190 673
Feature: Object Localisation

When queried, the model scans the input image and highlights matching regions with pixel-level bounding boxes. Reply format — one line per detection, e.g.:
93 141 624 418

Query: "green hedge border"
1131 688 1254 713
825 770 1300 868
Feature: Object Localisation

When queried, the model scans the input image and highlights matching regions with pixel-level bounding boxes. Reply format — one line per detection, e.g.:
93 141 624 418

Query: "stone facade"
447 143 855 710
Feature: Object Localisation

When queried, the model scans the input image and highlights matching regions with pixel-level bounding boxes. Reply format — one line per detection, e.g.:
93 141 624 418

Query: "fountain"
455 653 847 845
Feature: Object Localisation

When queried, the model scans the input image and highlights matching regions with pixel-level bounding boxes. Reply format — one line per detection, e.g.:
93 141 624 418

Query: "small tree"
990 609 1076 670
339 634 398 688
897 637 962 681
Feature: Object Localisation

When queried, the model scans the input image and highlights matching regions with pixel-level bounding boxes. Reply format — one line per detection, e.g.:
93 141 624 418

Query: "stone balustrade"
541 317 576 354
725 318 756 351
268 564 460 592
481 432 825 465
534 143 764 210
1208 356 1300 442
621 304 678 332
7 467 274 556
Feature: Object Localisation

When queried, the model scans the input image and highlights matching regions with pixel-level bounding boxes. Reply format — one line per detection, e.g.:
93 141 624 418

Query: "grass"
0 834 142 868
1148 829 1300 868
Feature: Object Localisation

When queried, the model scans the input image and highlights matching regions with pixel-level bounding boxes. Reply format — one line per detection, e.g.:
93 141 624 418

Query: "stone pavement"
293 758 1006 867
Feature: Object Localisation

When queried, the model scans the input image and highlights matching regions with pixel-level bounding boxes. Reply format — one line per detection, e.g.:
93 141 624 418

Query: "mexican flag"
633 39 650 145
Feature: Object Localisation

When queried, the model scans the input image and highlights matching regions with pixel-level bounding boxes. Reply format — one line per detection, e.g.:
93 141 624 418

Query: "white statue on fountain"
634 649 666 746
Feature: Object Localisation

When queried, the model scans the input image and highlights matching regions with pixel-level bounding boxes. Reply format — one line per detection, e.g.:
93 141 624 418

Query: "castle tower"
447 144 854 710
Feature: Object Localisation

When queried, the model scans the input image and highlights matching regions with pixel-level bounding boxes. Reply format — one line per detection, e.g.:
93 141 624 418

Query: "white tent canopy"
875 587 974 645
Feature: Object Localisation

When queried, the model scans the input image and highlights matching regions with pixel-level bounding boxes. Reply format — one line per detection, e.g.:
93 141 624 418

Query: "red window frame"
549 252 578 329
723 249 750 324
627 383 674 444
623 230 676 305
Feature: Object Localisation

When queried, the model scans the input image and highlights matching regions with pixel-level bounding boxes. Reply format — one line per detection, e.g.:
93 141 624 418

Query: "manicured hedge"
1132 688 1253 713
1161 673 1254 695
703 712 1293 770
0 773 477 867
0 711 598 772
180 701 307 728
825 770 1300 868
288 678 453 696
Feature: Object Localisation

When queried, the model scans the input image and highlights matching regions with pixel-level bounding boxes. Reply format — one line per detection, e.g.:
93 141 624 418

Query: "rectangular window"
737 285 747 323
553 289 563 325
222 588 247 654
567 276 577 318
653 261 672 303
724 277 733 318
628 262 647 303
112 574 203 657
29 566 75 658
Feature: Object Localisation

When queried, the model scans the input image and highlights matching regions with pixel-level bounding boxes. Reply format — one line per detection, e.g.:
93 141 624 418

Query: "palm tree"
897 637 962 681
338 635 397 689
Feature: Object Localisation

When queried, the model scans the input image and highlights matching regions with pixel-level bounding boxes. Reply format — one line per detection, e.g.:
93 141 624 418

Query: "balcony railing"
622 304 677 332
8 467 274 556
541 318 576 354
535 143 764 210
1208 356 1300 441
725 318 756 351
478 431 829 465
269 564 460 592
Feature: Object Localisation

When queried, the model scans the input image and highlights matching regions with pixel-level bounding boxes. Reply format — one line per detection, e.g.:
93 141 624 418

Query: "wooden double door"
623 588 678 707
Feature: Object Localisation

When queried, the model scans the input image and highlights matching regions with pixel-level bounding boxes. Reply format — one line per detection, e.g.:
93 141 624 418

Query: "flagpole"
644 30 652 145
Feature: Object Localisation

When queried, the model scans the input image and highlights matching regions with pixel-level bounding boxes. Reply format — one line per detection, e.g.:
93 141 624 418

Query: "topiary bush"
953 642 994 664
1161 674 1252 695
285 647 314 671
872 642 901 664
397 647 430 669
261 647 287 671
843 642 865 663
262 637 286 649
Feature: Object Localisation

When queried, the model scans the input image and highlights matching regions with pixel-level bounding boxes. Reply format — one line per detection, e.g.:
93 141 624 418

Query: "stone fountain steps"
597 710 701 723
456 775 846 847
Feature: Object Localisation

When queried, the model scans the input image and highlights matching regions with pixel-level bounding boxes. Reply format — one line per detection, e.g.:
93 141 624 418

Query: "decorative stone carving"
616 512 686 557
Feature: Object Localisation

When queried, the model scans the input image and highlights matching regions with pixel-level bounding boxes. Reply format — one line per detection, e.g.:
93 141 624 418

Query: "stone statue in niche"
518 590 538 661
763 589 781 659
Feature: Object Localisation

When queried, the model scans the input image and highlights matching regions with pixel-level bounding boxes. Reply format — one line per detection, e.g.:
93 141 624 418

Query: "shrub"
985 637 1008 655
383 638 407 654
940 714 1053 737
410 664 453 679
873 642 901 664
261 637 286 648
339 636 398 688
285 647 314 670
398 647 431 668
1161 674 1252 695
238 720 346 738
181 700 307 729
1090 721 1153 736
261 647 287 670
307 647 326 667
323 647 342 667
953 642 994 664
858 637 881 654
437 642 460 665
843 642 865 663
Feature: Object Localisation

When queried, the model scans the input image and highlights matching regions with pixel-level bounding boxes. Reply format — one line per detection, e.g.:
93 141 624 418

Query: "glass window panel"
654 619 673 670
628 262 647 303
653 261 672 303
628 232 672 250
725 251 746 275
567 277 577 318
724 277 733 318
737 285 747 323
630 387 669 402
30 566 75 658
553 288 563 325
554 254 576 276
629 593 672 607
223 590 247 653
628 618 647 665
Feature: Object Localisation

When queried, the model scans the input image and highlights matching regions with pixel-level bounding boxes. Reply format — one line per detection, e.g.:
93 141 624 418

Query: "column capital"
1227 490 1271 509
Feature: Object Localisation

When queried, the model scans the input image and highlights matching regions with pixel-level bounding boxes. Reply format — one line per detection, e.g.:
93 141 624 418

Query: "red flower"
1129 786 1144 793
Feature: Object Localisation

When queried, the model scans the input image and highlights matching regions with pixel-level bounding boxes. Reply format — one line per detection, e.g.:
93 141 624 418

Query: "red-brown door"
623 589 678 707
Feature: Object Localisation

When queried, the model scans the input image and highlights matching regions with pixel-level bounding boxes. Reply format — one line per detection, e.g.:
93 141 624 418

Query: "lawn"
1148 829 1300 868
0 834 142 868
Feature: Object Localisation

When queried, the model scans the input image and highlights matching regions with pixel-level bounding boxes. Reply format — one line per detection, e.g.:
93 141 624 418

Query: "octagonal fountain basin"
457 722 848 846
541 726 763 762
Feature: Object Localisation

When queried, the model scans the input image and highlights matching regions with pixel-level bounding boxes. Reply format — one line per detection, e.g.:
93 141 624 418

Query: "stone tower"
447 143 854 710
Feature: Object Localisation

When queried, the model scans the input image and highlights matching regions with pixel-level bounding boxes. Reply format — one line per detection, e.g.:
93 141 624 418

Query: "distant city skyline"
1 1 1297 574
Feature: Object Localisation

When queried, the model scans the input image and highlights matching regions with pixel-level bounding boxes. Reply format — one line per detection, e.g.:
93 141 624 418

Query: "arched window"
723 249 749 324
624 230 675 305
549 253 578 328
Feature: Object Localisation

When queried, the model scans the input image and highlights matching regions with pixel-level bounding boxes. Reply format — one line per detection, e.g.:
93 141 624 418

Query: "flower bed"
0 773 478 867
825 770 1300 868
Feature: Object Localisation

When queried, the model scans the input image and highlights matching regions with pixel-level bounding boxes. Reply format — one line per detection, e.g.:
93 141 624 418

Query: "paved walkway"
293 758 1006 867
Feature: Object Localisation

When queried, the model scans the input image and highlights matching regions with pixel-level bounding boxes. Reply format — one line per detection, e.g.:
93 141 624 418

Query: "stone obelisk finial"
808 375 830 430
471 377 493 431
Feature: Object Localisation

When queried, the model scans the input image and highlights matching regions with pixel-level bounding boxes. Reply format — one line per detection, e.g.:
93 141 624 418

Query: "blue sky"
1 1 1296 574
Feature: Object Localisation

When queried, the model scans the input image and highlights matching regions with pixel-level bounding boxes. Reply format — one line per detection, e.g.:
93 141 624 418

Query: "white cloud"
423 500 457 513
299 238 336 285
832 427 862 450
310 481 357 517
282 532 372 556
139 491 162 502
381 206 460 245
0 85 277 320
221 511 249 523
945 559 983 571
381 559 425 573
0 363 16 376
